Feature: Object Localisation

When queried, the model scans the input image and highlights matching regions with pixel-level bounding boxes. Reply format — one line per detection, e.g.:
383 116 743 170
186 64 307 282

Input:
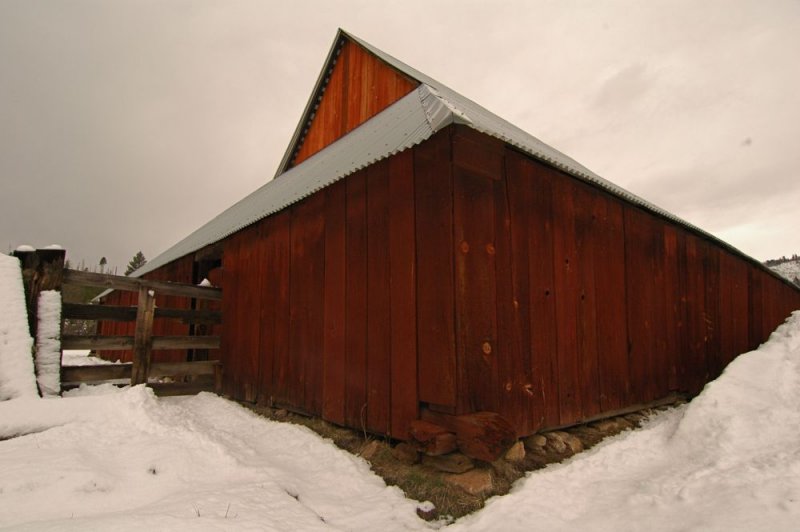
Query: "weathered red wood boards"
126 123 800 443
290 40 417 167
415 130 457 410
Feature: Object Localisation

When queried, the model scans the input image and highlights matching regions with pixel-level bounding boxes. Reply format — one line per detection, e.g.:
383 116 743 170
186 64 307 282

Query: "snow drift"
0 253 37 400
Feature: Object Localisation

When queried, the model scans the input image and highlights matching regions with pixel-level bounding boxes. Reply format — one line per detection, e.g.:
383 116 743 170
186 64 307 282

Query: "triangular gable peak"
277 30 419 174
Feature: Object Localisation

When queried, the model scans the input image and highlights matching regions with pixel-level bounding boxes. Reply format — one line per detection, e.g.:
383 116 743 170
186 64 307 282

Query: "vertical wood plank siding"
290 40 417 167
219 150 421 438
114 126 799 441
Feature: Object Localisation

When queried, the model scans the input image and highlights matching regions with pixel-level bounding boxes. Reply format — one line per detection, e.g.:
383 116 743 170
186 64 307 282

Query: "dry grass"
246 403 681 521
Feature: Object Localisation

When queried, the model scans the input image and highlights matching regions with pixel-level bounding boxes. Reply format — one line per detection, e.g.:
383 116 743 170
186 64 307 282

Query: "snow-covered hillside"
2 251 800 530
769 257 800 285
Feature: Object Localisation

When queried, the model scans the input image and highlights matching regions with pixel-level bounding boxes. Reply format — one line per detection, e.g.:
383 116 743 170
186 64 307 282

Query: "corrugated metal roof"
134 29 764 279
341 31 724 245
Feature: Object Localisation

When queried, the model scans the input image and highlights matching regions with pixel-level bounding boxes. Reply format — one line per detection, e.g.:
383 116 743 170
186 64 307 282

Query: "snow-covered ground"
2 249 800 530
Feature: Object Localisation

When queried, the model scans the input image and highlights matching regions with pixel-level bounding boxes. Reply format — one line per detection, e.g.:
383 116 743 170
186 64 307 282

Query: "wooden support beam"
149 360 220 377
421 410 517 462
62 335 135 350
152 336 220 350
62 303 222 324
149 380 216 397
61 360 221 385
61 363 132 383
408 420 458 456
131 287 156 385
63 269 222 301
61 335 220 351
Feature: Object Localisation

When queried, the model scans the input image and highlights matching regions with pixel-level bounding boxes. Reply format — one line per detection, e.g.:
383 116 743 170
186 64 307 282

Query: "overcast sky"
1 0 798 271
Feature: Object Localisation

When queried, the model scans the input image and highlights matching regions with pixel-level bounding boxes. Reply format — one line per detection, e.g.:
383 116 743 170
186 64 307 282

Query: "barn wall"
130 125 799 441
220 149 419 439
290 39 418 168
452 128 800 435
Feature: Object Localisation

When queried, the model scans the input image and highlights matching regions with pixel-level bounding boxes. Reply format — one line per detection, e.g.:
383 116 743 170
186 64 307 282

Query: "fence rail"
63 269 222 300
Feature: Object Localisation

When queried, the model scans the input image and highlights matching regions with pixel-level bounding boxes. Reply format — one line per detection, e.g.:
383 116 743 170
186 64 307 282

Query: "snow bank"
35 289 62 396
451 311 800 532
0 253 37 400
0 387 427 530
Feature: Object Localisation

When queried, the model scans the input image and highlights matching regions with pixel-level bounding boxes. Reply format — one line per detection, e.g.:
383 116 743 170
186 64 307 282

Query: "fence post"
12 248 66 339
131 287 156 385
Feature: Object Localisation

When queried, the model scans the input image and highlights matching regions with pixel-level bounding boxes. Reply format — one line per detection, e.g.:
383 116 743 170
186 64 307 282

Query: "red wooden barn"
100 30 800 443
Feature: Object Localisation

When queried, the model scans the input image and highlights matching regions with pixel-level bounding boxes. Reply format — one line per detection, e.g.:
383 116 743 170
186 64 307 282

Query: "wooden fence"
59 269 222 394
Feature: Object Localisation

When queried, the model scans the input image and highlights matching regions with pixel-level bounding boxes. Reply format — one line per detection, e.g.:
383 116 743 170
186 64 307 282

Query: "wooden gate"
60 269 223 396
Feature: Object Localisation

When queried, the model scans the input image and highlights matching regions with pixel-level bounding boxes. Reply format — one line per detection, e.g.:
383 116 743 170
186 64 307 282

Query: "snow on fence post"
35 290 62 396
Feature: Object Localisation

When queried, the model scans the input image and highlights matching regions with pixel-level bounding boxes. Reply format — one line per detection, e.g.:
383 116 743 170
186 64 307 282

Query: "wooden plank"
649 217 669 401
63 269 222 300
149 380 216 397
64 334 221 351
517 154 560 428
322 180 347 424
704 244 722 380
593 195 629 411
663 225 681 392
684 234 710 394
292 41 345 165
573 184 601 421
420 410 517 463
729 255 750 362
237 223 265 402
388 150 418 439
62 361 220 384
345 168 369 427
504 153 534 433
265 211 292 405
220 229 240 397
747 266 764 352
131 286 156 385
151 336 220 350
150 360 220 377
672 228 691 394
61 363 132 383
288 191 325 414
62 303 221 324
414 130 457 408
452 125 504 180
453 167 499 414
551 175 581 424
344 40 363 132
366 160 392 434
62 335 135 350
624 206 656 405
492 160 532 436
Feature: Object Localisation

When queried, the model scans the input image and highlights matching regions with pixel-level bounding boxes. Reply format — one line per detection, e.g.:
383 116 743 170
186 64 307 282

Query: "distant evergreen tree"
125 251 147 275
99 256 107 273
